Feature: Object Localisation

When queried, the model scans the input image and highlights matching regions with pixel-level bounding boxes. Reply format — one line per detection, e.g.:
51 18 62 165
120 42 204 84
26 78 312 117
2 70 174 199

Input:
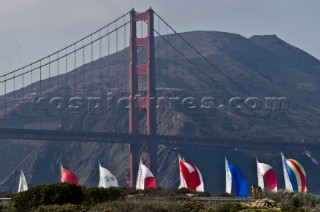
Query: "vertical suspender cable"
116 21 118 52
174 31 177 81
158 16 161 35
107 26 110 80
57 52 60 95
168 26 170 76
124 16 127 91
30 64 33 93
30 64 34 129
13 72 16 112
91 35 93 86
65 48 68 91
74 44 77 95
22 67 25 98
99 30 102 92
39 60 42 96
82 40 85 87
156 16 159 77
4 75 6 120
39 60 43 130
49 56 51 93
124 16 126 49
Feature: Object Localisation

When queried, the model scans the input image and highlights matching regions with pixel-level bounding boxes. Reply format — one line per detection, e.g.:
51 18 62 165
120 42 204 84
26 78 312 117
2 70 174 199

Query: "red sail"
144 176 157 188
179 160 201 190
61 167 79 186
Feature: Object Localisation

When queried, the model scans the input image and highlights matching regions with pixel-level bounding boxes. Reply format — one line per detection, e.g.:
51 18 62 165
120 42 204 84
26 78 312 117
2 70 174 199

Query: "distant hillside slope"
0 31 320 193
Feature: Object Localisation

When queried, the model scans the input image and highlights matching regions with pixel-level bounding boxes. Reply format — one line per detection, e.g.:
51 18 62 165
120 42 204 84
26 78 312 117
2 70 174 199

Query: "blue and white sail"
225 157 248 197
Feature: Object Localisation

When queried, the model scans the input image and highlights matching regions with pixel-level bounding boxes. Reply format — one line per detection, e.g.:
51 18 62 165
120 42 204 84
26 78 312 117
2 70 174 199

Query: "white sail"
256 159 264 190
281 152 293 192
196 167 204 192
178 155 187 189
136 161 144 189
225 157 232 194
98 163 118 188
18 169 28 193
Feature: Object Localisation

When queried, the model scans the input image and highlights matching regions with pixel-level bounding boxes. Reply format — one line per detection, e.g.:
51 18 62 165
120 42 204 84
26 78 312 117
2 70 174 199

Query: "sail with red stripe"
281 152 307 192
136 161 156 189
179 156 204 192
256 159 277 192
61 165 79 186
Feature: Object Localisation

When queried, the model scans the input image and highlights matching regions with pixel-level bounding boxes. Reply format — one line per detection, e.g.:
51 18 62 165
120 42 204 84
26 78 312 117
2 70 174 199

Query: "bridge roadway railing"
0 128 318 152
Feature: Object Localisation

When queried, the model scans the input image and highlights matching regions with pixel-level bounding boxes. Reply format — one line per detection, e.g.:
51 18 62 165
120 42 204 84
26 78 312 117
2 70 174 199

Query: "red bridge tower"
128 8 157 187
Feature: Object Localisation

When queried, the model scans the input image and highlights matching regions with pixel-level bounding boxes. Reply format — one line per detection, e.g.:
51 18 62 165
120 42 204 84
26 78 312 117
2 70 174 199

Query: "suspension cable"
0 11 131 79
0 20 131 84
154 13 316 142
152 24 296 141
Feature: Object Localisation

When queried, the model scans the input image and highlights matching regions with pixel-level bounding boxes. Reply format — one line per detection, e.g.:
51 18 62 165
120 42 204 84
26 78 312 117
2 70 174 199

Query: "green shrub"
176 187 194 194
11 183 83 211
215 203 246 212
180 201 204 211
83 187 123 205
264 190 320 210
0 192 14 198
219 192 237 197
90 199 204 212
32 203 88 212
280 205 307 212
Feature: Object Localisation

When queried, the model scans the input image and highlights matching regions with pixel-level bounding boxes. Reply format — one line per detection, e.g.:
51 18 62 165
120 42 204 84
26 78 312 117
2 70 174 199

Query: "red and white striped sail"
256 159 277 192
179 156 204 192
136 161 156 189
61 165 79 186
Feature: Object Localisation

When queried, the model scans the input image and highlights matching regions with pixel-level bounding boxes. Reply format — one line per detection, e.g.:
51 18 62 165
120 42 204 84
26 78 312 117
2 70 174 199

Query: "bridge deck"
0 128 317 152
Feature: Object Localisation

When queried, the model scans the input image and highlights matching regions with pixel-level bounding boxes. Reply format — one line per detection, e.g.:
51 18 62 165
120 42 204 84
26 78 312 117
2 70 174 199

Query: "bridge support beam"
128 8 157 187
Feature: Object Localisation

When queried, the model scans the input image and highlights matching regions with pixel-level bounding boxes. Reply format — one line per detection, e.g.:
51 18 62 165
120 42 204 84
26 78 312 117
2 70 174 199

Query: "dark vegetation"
0 183 319 211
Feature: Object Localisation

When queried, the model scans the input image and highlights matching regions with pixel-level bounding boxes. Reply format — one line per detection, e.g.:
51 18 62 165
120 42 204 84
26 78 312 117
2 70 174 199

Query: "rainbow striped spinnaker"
281 152 307 192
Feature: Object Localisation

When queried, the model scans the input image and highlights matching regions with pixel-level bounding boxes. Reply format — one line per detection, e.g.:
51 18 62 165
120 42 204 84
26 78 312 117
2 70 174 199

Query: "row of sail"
17 152 307 195
225 152 307 196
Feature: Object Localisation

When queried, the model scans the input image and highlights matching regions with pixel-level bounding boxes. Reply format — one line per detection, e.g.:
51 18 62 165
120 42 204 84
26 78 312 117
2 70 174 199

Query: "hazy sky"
0 0 319 73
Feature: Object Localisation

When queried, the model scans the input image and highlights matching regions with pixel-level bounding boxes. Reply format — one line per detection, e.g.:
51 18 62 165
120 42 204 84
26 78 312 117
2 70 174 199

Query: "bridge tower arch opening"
128 8 157 187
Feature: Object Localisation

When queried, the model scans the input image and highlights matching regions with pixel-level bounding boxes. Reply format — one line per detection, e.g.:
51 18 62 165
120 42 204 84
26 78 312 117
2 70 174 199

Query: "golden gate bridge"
0 8 318 187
